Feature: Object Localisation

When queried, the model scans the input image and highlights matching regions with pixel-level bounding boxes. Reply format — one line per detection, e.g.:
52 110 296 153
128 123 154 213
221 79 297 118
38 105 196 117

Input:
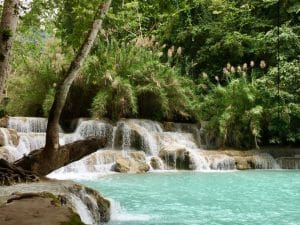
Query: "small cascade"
206 154 236 170
250 152 280 169
75 120 113 140
120 122 131 151
126 120 161 155
128 119 163 133
0 128 44 161
8 117 48 133
60 133 82 145
70 194 95 225
112 120 161 155
111 127 117 149
188 150 211 170
48 150 121 179
0 128 11 146
18 133 46 151
158 132 199 150
277 157 300 169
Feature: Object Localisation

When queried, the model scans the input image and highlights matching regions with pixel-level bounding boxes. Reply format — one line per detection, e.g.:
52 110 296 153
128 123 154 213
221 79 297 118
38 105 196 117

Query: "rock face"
114 122 145 151
150 157 163 170
112 151 150 173
159 147 195 170
68 184 111 223
0 193 85 225
0 128 19 147
0 180 111 225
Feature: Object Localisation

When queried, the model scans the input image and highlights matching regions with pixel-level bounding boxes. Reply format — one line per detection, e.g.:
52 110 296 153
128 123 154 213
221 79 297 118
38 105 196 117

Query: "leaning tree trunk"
44 0 112 160
14 137 108 176
0 0 20 99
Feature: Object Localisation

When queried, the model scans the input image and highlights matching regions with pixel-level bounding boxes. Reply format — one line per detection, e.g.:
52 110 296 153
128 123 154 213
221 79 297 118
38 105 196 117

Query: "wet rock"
234 157 252 170
69 184 111 223
114 122 144 151
8 128 20 146
0 128 19 147
150 157 163 170
112 153 150 173
159 147 194 170
113 158 130 173
129 151 146 161
0 147 15 162
113 120 158 153
0 181 111 225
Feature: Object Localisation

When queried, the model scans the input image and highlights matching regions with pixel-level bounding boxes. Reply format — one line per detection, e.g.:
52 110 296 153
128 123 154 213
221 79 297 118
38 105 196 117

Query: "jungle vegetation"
1 0 299 148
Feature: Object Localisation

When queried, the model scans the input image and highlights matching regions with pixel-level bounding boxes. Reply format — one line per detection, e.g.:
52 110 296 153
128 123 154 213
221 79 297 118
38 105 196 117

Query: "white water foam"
2 117 283 177
8 117 48 133
110 198 152 222
70 194 95 225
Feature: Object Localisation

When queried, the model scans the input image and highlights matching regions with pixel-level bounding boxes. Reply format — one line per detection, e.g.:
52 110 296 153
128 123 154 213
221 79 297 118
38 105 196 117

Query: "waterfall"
70 194 95 225
68 184 109 225
250 152 280 169
8 117 48 133
277 157 300 169
206 154 236 170
47 150 121 179
1 116 285 176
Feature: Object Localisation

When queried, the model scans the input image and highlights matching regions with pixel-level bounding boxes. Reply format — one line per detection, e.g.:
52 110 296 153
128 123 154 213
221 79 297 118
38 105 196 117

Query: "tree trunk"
14 137 108 176
44 0 112 158
0 0 20 98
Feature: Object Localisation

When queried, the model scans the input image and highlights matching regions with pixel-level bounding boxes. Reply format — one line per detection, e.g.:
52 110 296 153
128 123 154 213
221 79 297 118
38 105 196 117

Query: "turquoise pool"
81 171 300 225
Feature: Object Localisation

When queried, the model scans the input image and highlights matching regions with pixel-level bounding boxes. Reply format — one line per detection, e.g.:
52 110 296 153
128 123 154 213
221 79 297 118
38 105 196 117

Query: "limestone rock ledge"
0 180 111 225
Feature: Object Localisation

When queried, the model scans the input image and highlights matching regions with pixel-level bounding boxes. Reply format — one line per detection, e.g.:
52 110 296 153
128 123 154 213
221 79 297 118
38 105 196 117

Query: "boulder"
113 158 130 173
112 152 150 173
129 151 146 161
150 157 163 170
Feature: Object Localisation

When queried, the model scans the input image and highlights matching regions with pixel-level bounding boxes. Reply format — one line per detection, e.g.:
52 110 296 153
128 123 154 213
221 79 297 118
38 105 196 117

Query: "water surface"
81 170 300 225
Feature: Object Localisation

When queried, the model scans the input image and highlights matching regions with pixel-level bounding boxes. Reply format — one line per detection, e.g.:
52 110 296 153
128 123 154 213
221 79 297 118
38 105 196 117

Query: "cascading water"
70 194 95 225
0 117 284 176
251 152 280 169
8 117 48 133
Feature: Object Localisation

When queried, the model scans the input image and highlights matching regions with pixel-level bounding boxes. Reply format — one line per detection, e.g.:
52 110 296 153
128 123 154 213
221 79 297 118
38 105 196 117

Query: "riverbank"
0 179 111 225
0 193 84 225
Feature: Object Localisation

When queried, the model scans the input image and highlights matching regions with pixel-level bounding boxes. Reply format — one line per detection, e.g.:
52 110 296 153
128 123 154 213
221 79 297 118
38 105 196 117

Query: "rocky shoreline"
0 179 110 225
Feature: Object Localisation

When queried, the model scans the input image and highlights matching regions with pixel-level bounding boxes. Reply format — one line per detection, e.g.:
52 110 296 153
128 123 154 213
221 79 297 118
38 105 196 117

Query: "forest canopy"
1 0 299 148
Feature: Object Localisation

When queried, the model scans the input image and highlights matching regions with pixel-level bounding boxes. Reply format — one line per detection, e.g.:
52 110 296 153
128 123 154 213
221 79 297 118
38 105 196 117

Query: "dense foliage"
2 0 300 148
